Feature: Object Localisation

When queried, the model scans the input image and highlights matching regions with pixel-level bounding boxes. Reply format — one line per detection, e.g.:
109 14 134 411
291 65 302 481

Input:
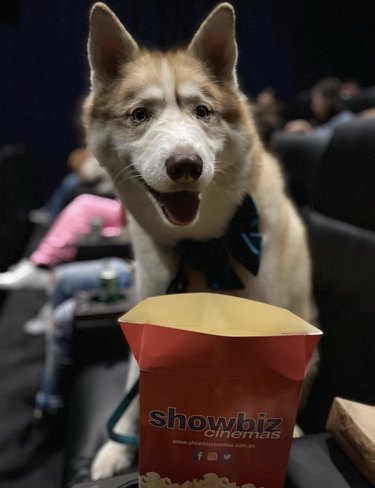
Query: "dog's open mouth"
148 188 200 226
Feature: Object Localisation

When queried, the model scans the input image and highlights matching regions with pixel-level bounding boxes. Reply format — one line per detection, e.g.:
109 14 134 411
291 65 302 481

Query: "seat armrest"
72 288 137 366
76 235 133 262
286 433 371 488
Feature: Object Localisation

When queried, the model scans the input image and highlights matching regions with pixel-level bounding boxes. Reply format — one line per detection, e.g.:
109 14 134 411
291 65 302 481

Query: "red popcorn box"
119 293 321 488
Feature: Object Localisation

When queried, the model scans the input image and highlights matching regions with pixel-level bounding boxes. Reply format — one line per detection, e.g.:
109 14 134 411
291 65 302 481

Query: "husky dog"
83 2 316 479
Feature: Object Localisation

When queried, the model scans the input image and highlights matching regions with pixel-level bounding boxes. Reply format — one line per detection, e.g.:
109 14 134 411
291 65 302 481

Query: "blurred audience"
0 194 126 290
252 87 283 147
340 78 361 103
29 148 113 225
283 77 354 137
1 152 135 443
31 258 133 422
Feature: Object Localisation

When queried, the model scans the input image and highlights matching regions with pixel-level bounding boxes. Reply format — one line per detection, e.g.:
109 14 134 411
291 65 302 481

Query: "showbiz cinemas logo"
148 408 283 439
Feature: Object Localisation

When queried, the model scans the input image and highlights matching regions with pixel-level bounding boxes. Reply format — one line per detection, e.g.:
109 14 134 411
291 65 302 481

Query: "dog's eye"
196 105 211 120
130 107 149 124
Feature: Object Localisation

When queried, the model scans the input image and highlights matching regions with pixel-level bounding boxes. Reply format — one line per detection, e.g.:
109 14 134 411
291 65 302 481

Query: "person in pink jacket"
0 194 126 290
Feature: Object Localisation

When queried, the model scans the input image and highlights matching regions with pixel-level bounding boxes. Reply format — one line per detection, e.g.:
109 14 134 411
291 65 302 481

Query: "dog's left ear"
188 3 238 85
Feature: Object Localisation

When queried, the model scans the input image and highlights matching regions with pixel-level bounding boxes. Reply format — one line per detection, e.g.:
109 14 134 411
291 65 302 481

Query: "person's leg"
35 298 76 415
43 172 80 218
0 258 51 290
0 195 125 290
51 258 134 308
31 194 124 268
29 173 80 225
23 303 53 335
23 258 134 335
34 258 134 413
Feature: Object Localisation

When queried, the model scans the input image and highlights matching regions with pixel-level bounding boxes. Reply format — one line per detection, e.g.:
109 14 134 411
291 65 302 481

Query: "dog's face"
84 3 255 230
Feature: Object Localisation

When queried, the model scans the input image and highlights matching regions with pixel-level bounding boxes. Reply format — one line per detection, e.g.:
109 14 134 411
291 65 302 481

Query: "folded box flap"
119 293 320 337
119 294 321 379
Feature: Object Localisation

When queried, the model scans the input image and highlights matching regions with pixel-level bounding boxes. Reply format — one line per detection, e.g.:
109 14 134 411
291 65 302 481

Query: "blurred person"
252 87 283 147
29 258 134 416
340 78 361 102
256 87 282 111
0 194 126 290
284 77 354 137
29 148 113 225
20 258 134 455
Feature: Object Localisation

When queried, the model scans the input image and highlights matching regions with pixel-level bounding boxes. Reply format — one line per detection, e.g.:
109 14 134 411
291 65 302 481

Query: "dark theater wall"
1 0 375 202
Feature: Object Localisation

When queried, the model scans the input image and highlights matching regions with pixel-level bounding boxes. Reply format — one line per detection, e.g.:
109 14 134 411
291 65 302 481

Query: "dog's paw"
91 440 136 480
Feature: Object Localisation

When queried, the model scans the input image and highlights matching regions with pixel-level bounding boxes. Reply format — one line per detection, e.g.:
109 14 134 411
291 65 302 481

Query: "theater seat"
270 131 328 207
286 117 375 487
300 211 375 432
312 116 375 231
286 433 370 488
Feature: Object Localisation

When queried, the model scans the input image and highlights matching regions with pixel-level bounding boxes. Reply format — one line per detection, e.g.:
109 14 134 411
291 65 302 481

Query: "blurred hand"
283 119 314 134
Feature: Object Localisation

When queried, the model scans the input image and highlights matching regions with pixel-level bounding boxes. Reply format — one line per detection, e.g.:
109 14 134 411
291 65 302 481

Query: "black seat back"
313 117 375 231
299 117 375 432
270 132 328 207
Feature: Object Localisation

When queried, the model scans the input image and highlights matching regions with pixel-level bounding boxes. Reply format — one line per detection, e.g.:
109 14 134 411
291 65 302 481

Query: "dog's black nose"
165 154 203 183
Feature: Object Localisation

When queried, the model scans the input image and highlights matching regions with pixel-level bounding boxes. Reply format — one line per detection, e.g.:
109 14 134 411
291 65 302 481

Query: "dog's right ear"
88 3 138 88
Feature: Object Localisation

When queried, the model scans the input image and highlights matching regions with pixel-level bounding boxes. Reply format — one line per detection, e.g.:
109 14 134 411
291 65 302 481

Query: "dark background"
1 0 375 203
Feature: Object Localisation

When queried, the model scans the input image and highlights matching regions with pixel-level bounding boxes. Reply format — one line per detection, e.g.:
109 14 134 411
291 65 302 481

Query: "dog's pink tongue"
159 191 200 225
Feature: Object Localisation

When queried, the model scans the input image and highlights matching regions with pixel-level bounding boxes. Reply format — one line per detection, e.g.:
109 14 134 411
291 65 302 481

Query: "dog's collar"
167 194 262 293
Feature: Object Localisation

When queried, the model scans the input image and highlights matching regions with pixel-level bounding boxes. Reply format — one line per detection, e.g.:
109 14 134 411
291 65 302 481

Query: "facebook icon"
192 450 204 461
